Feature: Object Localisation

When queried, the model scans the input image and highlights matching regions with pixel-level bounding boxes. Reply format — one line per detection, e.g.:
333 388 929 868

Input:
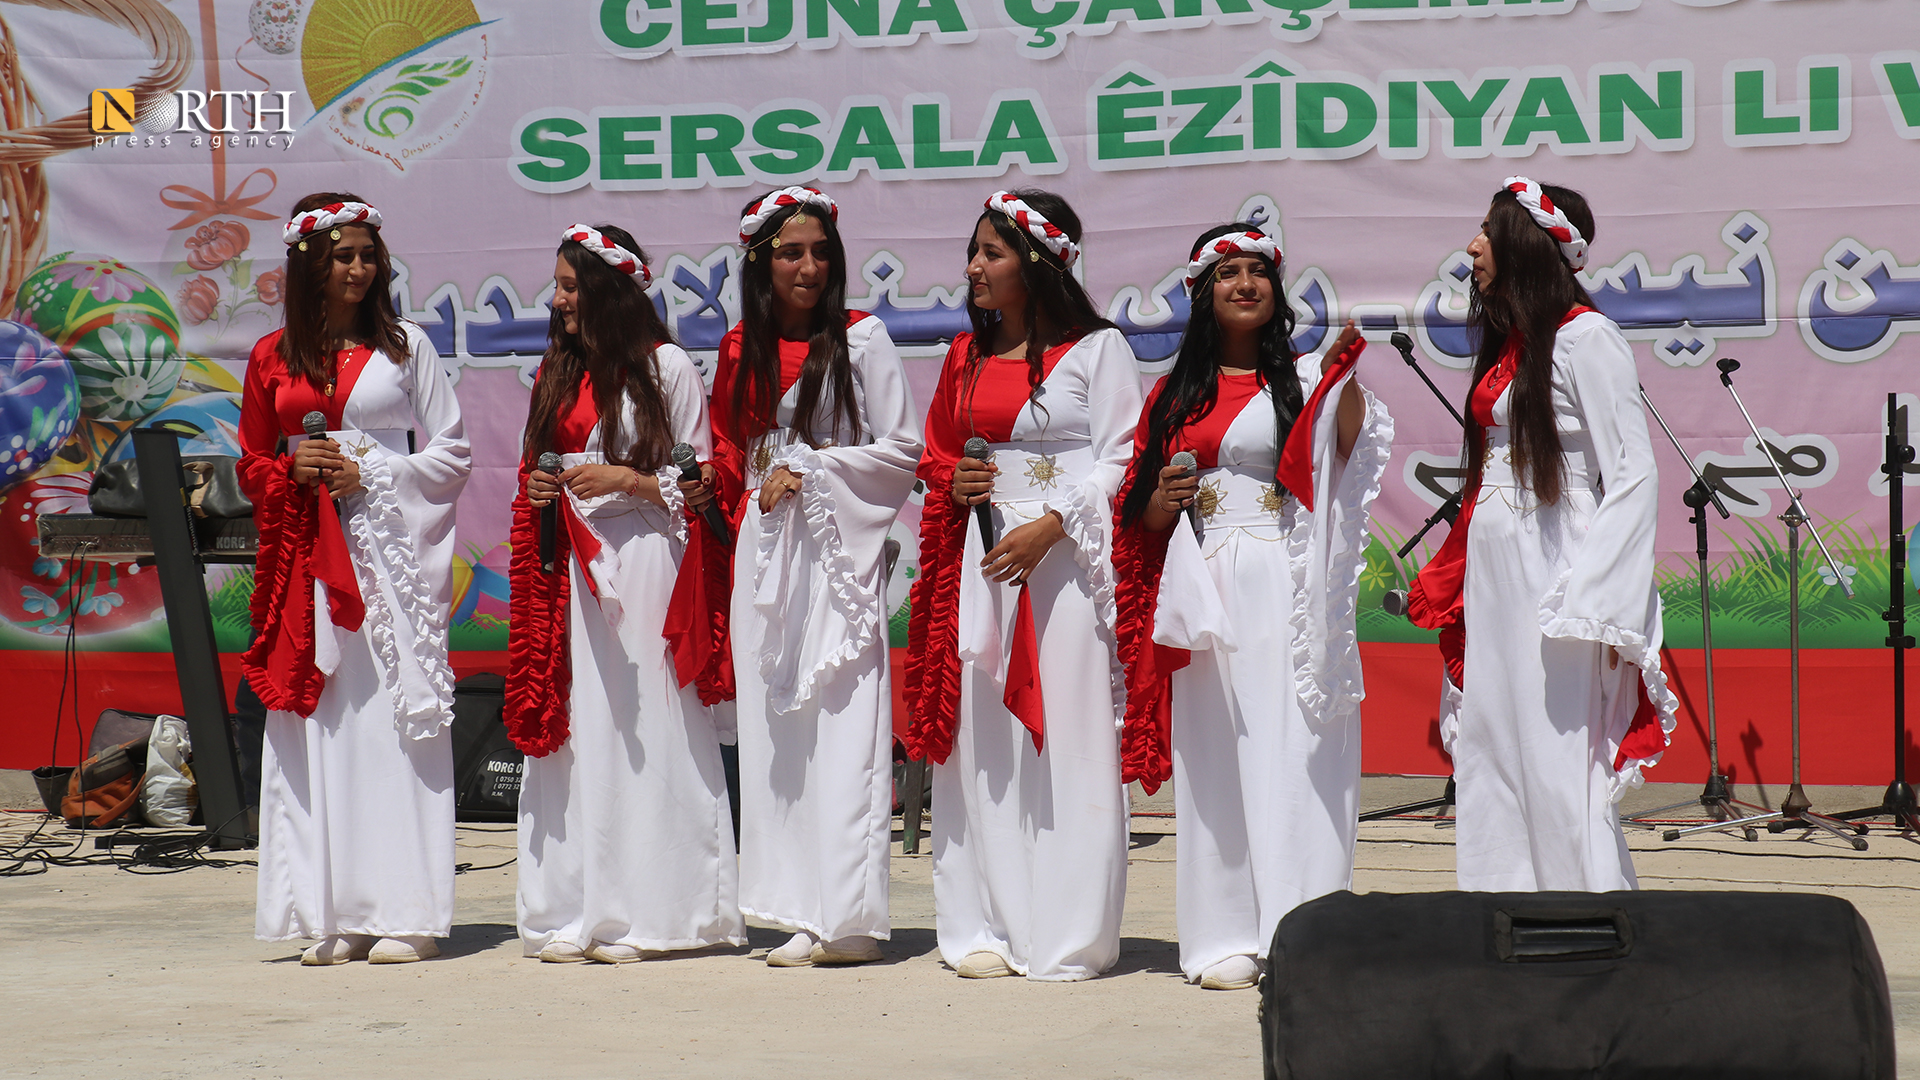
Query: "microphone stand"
1358 333 1464 822
1831 393 1920 836
1618 385 1771 840
1703 359 1866 850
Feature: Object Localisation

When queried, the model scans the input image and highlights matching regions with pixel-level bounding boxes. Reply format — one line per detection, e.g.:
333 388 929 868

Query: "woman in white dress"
238 194 471 965
1114 224 1390 990
1406 177 1676 891
506 223 744 963
710 188 923 967
906 189 1143 981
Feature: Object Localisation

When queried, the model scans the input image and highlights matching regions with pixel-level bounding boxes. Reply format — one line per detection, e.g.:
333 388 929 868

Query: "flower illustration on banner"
185 221 251 271
180 276 221 325
255 267 285 306
78 591 126 617
27 473 93 517
48 259 140 304
1817 563 1858 589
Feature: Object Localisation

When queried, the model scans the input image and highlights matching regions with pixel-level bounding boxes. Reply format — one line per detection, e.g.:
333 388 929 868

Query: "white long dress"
1448 310 1677 892
253 323 471 942
1147 359 1392 982
924 327 1145 981
515 345 745 956
724 316 923 943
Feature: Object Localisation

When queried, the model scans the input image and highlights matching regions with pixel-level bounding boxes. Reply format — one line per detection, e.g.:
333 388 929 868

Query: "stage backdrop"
0 0 1914 788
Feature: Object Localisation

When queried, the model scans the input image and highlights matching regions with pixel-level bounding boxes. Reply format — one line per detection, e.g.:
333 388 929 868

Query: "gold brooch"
1023 453 1061 489
1196 478 1224 520
752 443 774 476
1259 486 1288 514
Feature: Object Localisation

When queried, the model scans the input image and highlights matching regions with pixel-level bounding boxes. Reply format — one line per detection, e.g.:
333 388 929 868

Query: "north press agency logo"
89 89 301 150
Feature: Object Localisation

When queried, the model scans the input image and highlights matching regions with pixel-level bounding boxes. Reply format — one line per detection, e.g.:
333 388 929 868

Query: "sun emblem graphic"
1023 453 1062 489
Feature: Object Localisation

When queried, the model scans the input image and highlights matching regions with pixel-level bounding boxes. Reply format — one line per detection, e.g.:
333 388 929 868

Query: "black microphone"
962 436 996 552
1717 356 1740 387
671 441 732 545
537 451 562 574
1169 450 1201 539
1381 589 1409 619
301 411 334 495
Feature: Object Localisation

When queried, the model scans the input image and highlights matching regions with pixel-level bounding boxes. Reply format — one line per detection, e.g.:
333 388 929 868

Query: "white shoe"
538 941 588 963
954 951 1013 979
766 931 818 967
585 942 655 964
300 935 373 966
368 936 440 964
810 935 883 965
1199 955 1261 991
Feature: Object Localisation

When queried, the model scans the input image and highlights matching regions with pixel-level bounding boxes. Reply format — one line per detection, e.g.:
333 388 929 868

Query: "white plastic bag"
139 715 197 827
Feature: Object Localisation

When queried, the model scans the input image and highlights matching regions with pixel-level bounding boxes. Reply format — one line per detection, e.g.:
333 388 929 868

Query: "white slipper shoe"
810 935 883 965
1199 955 1261 991
585 942 655 964
368 936 440 964
300 935 374 966
538 941 589 963
766 931 819 967
954 951 1014 979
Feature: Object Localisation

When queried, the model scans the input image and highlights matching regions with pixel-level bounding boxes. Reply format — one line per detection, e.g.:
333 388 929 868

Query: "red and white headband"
1502 176 1588 271
284 201 381 247
985 191 1080 269
563 224 652 286
1185 230 1280 290
738 187 839 247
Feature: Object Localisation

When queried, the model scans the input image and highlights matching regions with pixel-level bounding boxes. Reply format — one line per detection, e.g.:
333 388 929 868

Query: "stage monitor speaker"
450 673 521 823
1261 890 1894 1080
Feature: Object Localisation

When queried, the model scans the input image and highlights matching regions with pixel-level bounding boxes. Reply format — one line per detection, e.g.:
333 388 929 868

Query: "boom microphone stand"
1622 385 1773 840
1359 333 1462 822
1831 393 1920 837
1702 358 1866 850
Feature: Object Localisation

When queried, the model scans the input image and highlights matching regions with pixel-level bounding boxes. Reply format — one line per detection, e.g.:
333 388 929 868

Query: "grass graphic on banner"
1657 516 1890 649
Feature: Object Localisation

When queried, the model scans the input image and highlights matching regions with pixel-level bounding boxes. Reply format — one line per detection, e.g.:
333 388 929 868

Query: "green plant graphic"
364 57 473 139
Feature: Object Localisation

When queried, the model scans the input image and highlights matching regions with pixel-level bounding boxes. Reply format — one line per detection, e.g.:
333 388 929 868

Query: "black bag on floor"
450 673 521 823
1261 890 1894 1080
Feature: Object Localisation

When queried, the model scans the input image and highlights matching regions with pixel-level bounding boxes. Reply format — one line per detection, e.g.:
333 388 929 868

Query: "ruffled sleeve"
383 324 470 608
1537 314 1677 791
1040 328 1143 728
749 318 922 714
1283 354 1393 725
1113 380 1183 792
904 338 973 764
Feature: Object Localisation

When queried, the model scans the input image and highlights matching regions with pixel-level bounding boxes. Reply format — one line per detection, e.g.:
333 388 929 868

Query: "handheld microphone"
1381 589 1409 619
671 441 732 545
301 411 334 495
537 451 563 574
962 437 996 552
1169 451 1202 539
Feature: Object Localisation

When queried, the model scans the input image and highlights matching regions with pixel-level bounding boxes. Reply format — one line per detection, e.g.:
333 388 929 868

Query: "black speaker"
449 673 521 823
1261 890 1895 1080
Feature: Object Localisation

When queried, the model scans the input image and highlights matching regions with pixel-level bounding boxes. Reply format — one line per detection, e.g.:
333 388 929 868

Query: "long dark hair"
521 224 676 471
728 193 861 450
278 190 411 383
963 188 1116 413
1118 223 1303 528
1463 182 1597 508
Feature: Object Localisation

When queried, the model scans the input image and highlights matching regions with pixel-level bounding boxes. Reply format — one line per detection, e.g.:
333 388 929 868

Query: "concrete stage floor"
1 777 1914 1078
